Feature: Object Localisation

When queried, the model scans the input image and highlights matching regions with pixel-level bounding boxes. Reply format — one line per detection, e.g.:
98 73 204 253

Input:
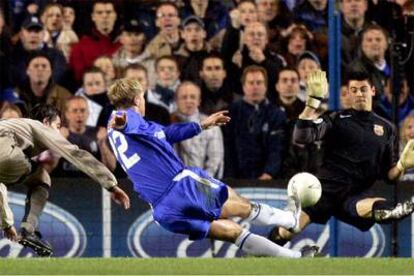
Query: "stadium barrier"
1 178 413 258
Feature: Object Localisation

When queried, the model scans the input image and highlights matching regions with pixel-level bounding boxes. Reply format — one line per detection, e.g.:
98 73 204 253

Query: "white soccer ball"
287 172 322 208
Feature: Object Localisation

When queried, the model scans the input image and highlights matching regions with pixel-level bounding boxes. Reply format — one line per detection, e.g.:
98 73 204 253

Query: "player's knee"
228 226 243 242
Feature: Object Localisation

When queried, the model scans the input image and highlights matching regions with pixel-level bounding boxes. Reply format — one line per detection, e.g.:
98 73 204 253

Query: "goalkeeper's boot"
19 229 53 257
373 200 414 223
300 245 320 258
286 188 301 233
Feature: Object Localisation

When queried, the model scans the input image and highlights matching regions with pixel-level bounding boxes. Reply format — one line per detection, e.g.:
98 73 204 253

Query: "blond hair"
108 78 144 109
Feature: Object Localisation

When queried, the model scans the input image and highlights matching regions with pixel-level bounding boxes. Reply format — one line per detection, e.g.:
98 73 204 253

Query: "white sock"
247 202 295 228
235 229 301 258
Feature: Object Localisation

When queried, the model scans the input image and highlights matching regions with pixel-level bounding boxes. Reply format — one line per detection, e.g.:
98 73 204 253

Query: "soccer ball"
287 172 322 207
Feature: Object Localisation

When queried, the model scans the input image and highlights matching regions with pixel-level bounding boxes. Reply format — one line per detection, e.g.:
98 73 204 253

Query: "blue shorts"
152 167 229 240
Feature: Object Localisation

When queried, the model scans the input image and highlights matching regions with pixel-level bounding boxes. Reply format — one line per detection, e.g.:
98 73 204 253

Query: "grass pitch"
1 258 414 275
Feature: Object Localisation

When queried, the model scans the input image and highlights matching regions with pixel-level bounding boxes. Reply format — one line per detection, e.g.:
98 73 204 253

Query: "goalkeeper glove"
397 139 414 173
306 70 328 109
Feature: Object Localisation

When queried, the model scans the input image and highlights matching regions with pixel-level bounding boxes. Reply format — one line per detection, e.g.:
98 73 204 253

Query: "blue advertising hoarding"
1 178 412 257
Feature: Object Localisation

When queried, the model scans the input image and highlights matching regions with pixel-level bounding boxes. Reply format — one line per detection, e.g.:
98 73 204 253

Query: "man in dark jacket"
10 16 68 88
225 65 287 180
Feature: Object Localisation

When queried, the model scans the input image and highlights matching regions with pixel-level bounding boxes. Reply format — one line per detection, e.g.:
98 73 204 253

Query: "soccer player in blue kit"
106 78 319 257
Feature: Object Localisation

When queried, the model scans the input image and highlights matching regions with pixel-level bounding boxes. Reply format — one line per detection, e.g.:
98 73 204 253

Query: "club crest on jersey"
373 124 384 136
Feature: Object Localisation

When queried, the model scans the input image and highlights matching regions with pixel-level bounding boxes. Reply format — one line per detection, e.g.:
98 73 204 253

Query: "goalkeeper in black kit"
269 69 414 245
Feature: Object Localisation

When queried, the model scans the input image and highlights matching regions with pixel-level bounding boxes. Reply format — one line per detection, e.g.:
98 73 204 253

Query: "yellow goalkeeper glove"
306 70 328 109
397 139 414 173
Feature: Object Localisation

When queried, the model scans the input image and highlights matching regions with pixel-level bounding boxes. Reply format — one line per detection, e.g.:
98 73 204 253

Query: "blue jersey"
108 108 202 205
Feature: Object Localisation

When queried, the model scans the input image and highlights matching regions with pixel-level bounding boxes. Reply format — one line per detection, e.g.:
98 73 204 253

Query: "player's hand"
230 9 241 29
110 186 130 210
109 112 127 129
306 70 328 109
397 139 414 172
3 226 18 241
200 111 231 130
232 50 242 68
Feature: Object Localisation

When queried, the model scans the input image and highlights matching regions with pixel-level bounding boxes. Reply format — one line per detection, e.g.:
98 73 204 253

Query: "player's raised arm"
200 111 231 129
163 111 231 144
299 70 328 120
294 70 331 144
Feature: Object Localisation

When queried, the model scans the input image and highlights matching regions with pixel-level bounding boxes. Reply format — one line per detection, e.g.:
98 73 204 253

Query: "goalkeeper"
269 69 414 245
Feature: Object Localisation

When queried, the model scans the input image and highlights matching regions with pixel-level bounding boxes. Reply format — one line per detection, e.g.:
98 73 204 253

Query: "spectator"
0 103 23 119
350 24 390 97
123 63 170 125
112 19 154 86
146 3 182 59
275 68 305 121
340 0 371 69
199 54 237 115
293 0 328 31
62 4 76 30
340 83 353 109
181 0 230 40
10 15 68 88
9 52 71 116
221 0 258 78
57 96 116 176
224 21 285 103
255 0 293 51
93 55 116 87
278 23 314 68
374 76 414 124
40 3 79 61
0 7 12 93
175 15 210 83
171 81 224 178
148 55 181 113
296 50 321 101
225 65 287 180
224 0 258 53
69 1 121 83
75 67 109 127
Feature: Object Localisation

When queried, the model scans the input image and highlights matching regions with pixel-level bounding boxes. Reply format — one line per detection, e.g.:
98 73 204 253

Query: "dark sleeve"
221 26 240 65
293 113 334 144
263 109 287 177
382 123 398 181
97 105 114 128
50 49 68 85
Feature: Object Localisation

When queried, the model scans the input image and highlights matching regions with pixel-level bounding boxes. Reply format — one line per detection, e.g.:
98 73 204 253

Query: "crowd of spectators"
0 0 413 180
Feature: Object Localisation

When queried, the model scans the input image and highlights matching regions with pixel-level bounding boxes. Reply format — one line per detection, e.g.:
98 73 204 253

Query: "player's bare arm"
200 110 231 129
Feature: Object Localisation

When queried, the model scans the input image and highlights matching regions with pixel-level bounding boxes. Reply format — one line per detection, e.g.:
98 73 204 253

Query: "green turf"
1 258 414 275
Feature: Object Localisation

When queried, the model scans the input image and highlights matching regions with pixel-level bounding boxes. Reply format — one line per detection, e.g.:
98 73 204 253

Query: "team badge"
373 124 384 136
